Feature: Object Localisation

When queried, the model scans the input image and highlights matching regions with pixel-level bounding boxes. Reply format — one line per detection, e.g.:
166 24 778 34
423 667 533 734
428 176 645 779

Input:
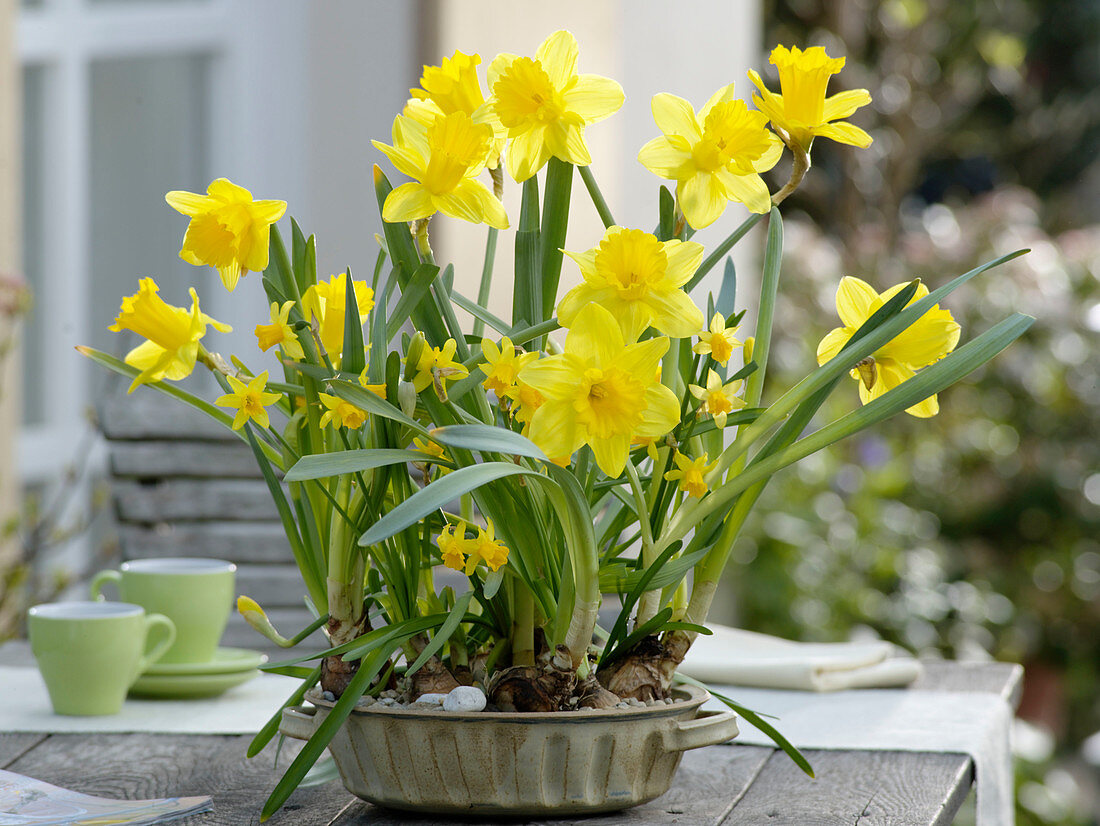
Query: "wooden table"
0 650 1020 826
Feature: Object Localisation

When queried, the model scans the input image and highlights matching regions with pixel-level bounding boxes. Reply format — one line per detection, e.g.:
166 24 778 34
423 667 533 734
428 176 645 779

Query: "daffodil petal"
814 121 873 148
699 82 738 121
643 287 704 338
165 190 213 216
506 124 551 182
563 74 624 123
562 248 599 280
816 326 852 364
716 169 772 214
615 336 669 378
546 122 592 166
528 399 583 458
519 356 580 400
207 178 252 202
637 383 680 438
372 140 425 181
751 132 786 173
535 30 578 89
835 276 880 329
650 93 702 142
637 137 693 180
589 432 631 478
661 239 705 288
383 183 434 223
823 89 872 122
679 173 728 230
563 303 624 365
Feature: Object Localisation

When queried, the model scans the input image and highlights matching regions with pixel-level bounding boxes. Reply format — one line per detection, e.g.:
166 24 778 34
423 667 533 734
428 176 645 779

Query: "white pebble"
443 685 487 712
414 692 447 705
356 695 376 708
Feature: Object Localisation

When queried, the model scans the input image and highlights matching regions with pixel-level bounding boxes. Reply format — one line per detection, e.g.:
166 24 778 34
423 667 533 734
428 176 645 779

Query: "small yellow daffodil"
108 277 230 392
300 275 374 359
479 335 537 396
504 379 545 433
404 50 506 168
517 302 679 477
689 369 746 429
817 276 960 417
693 312 742 366
373 112 508 229
488 30 624 182
357 368 387 399
216 370 281 431
255 300 304 361
165 178 286 292
411 338 469 398
467 521 509 574
748 45 872 153
438 521 472 572
664 452 718 499
318 393 368 429
638 84 783 229
557 227 705 341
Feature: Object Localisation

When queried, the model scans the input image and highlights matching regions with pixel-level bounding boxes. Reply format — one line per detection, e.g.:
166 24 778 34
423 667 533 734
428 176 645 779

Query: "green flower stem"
414 222 471 361
625 460 660 627
540 158 573 319
578 165 615 229
744 209 782 411
770 138 810 207
684 213 765 293
472 228 499 338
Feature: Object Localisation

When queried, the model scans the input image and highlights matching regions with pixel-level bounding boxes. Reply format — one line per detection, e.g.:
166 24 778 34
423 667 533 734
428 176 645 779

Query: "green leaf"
745 208 782 408
247 663 321 758
387 264 440 341
451 289 511 336
601 607 674 666
540 157 573 318
359 462 541 546
430 424 548 461
675 674 815 778
657 185 676 241
716 257 737 318
513 177 540 327
325 378 428 434
405 591 473 677
285 448 441 482
341 269 366 375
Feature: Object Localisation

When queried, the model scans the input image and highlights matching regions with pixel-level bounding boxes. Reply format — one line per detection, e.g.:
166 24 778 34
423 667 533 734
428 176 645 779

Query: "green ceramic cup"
28 601 176 716
90 558 236 664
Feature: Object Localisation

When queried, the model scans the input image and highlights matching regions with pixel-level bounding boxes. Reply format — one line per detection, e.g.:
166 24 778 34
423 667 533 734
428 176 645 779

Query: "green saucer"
129 668 260 699
142 647 267 677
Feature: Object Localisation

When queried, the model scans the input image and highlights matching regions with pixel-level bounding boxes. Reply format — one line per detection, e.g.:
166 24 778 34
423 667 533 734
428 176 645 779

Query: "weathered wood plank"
0 733 46 768
99 392 235 442
5 732 353 826
724 748 973 826
113 479 281 522
119 522 294 564
329 745 775 826
109 441 263 479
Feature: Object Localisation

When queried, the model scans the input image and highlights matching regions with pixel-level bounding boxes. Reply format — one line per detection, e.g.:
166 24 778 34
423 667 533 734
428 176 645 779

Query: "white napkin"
707 686 1015 826
0 667 300 734
680 625 923 690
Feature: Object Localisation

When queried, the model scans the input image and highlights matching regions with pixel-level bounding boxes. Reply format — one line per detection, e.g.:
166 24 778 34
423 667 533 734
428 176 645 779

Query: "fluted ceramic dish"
279 684 737 816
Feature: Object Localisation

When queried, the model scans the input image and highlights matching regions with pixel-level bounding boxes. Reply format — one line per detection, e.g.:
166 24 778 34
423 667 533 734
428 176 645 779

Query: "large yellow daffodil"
817 277 960 417
557 227 705 340
638 84 783 229
373 111 508 229
748 45 872 153
518 303 679 477
165 178 286 292
109 277 230 392
488 30 624 182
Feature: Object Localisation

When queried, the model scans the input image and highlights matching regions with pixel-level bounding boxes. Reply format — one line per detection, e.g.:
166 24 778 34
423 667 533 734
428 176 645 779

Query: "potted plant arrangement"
80 32 1032 820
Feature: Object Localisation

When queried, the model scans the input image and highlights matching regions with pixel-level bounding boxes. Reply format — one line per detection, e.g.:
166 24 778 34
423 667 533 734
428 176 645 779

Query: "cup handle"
90 569 121 601
663 710 740 752
138 613 176 672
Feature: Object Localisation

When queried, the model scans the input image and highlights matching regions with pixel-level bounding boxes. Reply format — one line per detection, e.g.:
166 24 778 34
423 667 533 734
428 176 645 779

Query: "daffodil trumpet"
79 35 1035 822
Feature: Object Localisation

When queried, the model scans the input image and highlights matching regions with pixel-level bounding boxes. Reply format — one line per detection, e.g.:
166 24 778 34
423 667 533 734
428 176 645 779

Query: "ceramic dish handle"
280 705 319 741
664 710 740 752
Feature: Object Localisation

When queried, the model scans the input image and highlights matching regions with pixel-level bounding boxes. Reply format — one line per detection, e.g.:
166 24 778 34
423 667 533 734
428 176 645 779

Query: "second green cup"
91 557 236 664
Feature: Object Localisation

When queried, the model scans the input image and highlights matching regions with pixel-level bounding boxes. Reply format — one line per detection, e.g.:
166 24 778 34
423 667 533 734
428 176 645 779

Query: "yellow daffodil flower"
216 370 282 430
557 227 705 340
517 302 680 477
438 521 472 572
318 393 368 429
488 30 624 182
373 112 508 229
404 50 506 168
467 521 509 574
664 452 718 498
504 379 545 432
411 338 469 398
356 368 387 399
300 274 374 359
165 178 286 292
748 45 872 153
479 335 537 396
255 300 304 361
412 435 450 481
632 435 662 464
109 277 230 392
817 276 961 418
689 369 746 428
638 84 783 229
693 312 742 366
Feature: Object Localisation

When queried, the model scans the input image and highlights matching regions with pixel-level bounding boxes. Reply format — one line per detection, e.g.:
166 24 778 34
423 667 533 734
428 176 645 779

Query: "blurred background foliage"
720 0 1100 822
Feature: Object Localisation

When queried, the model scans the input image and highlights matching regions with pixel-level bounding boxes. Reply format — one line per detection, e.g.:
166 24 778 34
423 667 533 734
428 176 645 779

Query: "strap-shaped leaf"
285 448 441 482
405 591 473 677
430 424 548 461
341 269 366 375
